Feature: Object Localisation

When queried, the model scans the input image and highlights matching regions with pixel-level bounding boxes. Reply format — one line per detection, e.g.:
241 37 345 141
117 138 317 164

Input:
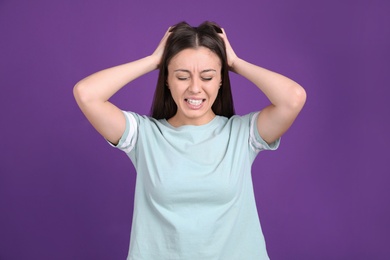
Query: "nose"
188 78 202 94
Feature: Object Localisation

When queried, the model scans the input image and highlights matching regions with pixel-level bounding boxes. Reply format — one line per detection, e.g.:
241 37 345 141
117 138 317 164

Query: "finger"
219 28 229 42
164 27 173 38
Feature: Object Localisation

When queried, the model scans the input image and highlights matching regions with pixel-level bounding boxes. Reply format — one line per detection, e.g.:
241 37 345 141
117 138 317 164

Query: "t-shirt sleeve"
107 111 138 154
249 111 280 153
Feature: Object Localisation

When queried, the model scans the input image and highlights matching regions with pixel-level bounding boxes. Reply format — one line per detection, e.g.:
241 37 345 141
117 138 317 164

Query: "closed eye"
202 77 212 81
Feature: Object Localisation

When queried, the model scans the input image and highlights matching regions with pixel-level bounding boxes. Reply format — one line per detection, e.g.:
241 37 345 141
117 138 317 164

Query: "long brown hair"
150 21 235 119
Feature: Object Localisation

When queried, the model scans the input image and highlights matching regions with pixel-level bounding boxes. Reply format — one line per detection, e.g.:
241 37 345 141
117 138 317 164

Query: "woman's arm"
221 29 306 144
73 29 170 144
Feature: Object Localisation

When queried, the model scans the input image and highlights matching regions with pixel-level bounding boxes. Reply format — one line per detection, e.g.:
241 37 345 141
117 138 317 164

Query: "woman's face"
166 46 222 127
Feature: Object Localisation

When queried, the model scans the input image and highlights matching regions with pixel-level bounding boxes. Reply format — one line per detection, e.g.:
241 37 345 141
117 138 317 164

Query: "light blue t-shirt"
113 111 280 260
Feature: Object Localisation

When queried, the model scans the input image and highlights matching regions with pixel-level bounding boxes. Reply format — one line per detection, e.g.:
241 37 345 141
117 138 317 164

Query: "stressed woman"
74 21 306 260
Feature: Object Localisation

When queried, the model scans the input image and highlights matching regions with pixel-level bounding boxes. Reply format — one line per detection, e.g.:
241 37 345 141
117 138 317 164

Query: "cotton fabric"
111 111 280 260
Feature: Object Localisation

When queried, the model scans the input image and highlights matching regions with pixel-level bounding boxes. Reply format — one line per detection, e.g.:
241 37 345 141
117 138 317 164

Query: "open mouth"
185 98 205 106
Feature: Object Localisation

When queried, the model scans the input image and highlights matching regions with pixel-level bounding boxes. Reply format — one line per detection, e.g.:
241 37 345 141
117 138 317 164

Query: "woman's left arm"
221 29 307 144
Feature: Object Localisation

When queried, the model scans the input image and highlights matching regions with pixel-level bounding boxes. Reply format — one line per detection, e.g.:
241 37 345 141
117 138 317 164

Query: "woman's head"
151 21 235 122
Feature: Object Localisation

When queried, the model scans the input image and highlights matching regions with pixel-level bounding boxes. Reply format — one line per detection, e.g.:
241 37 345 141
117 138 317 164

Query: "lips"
184 98 205 109
186 98 204 105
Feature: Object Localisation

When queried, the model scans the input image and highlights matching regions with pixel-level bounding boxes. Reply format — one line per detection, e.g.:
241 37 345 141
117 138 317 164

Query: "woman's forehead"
168 47 221 70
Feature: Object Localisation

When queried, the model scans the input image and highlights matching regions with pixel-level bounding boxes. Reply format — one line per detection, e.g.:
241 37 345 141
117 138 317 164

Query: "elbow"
289 84 307 111
73 81 93 106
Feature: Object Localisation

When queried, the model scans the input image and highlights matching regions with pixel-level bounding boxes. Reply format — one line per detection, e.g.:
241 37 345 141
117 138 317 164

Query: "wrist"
145 55 160 71
229 56 241 73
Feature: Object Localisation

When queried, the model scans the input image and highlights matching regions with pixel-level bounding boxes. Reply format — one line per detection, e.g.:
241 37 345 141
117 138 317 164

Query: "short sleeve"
249 111 280 153
108 111 138 154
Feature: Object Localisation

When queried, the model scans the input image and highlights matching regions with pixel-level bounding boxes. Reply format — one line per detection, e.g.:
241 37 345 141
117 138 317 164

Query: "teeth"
187 99 203 105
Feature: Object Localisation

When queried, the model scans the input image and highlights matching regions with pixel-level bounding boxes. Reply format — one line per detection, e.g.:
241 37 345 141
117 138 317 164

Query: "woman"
74 21 306 260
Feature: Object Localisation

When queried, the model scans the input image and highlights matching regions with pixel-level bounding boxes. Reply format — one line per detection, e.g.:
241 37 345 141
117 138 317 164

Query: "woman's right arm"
73 29 170 145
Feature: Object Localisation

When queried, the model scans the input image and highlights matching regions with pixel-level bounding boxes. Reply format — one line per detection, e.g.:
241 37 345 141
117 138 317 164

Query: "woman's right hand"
151 27 171 67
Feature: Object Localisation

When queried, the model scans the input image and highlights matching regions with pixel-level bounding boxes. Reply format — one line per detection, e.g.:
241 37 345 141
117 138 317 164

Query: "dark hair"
150 21 235 119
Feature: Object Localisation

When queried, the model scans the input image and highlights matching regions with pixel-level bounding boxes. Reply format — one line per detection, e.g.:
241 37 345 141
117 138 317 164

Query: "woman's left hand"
220 28 238 71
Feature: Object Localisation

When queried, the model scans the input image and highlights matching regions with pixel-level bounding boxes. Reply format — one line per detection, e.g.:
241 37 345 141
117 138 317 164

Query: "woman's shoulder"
228 112 259 125
122 111 160 125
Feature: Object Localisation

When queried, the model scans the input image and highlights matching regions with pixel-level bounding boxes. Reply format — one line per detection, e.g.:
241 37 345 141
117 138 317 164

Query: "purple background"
1 0 389 259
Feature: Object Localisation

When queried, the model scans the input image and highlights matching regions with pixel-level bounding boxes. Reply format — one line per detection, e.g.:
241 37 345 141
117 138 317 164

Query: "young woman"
74 21 306 260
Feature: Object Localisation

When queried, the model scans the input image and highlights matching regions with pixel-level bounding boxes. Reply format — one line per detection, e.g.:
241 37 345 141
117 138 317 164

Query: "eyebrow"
173 69 217 73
